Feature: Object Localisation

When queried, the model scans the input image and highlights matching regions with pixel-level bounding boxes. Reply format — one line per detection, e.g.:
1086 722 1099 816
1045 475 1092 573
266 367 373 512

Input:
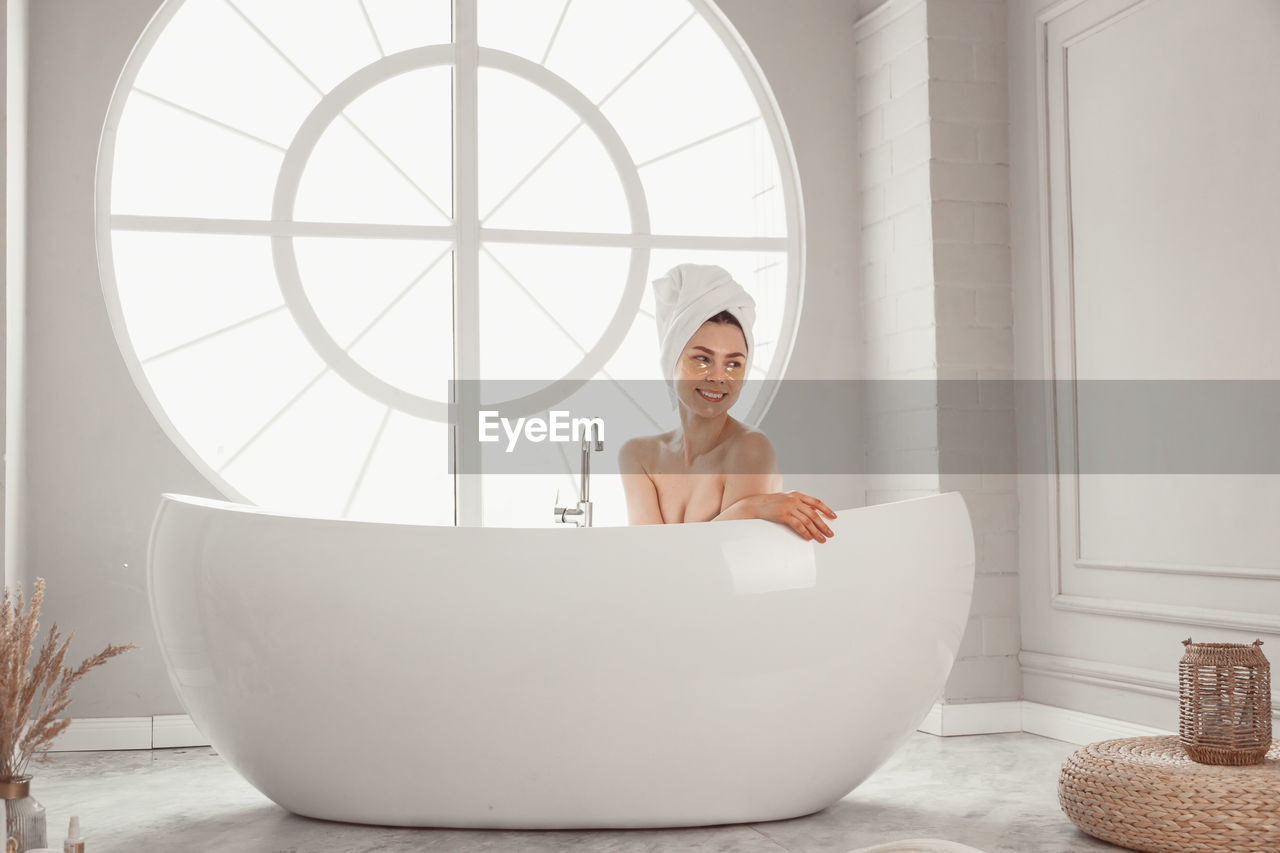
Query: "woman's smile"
696 388 728 402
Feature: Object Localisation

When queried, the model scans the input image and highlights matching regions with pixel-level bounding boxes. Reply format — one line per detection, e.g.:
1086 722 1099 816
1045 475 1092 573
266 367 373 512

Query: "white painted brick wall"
879 1 928 58
892 202 932 248
931 161 1010 204
890 40 930 95
892 123 932 172
885 250 934 293
983 531 1017 574
981 616 1020 657
863 220 893 264
858 107 885 152
978 123 1009 164
973 39 1007 81
883 82 931 139
946 656 1021 702
928 37 975 81
934 284 976 327
863 143 893 184
927 0 1005 43
856 1 1018 705
896 285 936 330
931 200 974 241
884 161 933 216
929 79 1009 122
935 325 1013 367
973 203 1009 244
860 186 885 224
933 241 1012 286
930 120 980 162
858 66 892 115
975 289 1012 327
929 0 1017 705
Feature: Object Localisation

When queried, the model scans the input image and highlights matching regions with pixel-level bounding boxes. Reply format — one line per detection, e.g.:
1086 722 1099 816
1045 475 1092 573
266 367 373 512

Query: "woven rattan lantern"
1178 638 1271 765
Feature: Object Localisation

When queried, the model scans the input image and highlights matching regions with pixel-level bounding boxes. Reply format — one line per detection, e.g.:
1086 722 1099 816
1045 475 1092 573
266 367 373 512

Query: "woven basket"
1178 638 1271 765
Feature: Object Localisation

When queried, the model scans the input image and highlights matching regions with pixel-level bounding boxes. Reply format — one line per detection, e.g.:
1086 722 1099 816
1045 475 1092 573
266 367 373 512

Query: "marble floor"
27 731 1121 853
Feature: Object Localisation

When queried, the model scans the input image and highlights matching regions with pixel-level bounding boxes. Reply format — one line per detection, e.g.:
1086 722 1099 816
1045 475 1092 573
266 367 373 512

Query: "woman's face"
675 320 748 415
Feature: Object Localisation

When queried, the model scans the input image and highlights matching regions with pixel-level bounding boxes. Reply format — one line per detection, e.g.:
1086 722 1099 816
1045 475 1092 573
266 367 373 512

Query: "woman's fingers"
789 491 838 520
773 492 836 542
783 504 820 541
801 501 835 537
789 518 814 541
792 508 827 543
792 498 834 538
803 494 838 519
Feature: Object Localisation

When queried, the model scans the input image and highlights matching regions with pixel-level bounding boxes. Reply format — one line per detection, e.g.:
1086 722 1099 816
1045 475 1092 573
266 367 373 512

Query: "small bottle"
63 817 85 853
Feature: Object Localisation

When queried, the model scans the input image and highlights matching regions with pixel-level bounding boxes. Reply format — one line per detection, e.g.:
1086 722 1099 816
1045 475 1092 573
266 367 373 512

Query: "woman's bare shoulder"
618 432 674 470
722 426 777 467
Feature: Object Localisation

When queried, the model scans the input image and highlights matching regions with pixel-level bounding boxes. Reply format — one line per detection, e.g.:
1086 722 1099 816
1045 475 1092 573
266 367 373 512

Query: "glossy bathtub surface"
147 492 975 829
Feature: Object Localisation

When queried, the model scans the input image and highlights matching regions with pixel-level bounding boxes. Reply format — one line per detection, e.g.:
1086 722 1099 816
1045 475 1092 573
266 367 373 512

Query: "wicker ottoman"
1059 736 1280 853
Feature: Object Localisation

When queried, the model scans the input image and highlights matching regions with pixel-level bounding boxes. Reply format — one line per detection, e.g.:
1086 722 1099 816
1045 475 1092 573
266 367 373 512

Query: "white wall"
15 0 862 717
3 0 29 590
1010 0 1280 728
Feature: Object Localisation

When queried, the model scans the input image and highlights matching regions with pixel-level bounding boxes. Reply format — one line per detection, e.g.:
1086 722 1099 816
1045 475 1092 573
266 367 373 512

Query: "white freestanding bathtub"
147 491 974 829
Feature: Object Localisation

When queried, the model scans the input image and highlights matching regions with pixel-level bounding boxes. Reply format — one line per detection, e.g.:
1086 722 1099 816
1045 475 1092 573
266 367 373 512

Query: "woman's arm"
715 431 782 512
712 432 837 542
618 437 665 525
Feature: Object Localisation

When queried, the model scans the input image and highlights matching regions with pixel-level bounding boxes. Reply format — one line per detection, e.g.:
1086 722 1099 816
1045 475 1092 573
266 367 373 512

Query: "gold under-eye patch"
681 353 743 378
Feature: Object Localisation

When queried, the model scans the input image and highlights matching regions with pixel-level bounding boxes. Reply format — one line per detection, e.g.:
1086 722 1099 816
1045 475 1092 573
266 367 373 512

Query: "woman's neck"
673 410 734 467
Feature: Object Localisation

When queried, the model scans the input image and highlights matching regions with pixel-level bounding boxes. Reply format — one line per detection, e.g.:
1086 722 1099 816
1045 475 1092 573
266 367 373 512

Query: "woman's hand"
718 491 837 542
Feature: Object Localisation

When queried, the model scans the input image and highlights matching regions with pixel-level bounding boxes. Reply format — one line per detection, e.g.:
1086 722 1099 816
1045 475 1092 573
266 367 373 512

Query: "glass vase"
1 776 47 853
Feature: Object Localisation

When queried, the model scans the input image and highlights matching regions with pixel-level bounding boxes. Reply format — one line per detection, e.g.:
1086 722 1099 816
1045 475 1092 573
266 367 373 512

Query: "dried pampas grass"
0 577 137 780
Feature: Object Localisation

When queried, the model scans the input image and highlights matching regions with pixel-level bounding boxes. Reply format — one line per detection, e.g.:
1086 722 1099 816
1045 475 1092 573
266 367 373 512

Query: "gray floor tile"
24 732 1120 852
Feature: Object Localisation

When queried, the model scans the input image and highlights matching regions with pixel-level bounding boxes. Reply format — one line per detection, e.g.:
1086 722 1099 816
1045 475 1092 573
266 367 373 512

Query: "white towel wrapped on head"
651 263 756 406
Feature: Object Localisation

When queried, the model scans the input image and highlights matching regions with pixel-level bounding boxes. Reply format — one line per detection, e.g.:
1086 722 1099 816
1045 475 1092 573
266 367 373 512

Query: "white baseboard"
1021 701 1171 744
151 714 209 748
48 702 1170 753
917 700 1174 744
49 716 153 751
49 714 209 752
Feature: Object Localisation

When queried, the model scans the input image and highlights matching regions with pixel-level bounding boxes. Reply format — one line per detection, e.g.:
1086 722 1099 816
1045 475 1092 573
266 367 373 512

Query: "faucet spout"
555 420 604 527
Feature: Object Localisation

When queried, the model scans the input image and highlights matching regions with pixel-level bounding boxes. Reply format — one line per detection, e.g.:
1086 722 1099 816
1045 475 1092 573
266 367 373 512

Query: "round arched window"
97 0 803 526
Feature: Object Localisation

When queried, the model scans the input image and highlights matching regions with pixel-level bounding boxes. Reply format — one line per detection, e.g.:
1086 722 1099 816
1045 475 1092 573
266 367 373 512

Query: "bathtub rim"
152 489 966 531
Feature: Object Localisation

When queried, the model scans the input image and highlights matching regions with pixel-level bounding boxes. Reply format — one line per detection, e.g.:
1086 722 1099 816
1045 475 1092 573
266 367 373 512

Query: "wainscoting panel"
1037 0 1280 630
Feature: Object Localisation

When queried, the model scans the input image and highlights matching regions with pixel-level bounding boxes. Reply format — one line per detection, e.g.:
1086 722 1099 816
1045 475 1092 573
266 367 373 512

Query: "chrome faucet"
554 421 604 527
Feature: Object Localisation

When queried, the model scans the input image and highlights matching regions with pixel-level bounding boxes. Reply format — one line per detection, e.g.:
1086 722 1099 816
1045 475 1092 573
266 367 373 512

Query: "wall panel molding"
1035 0 1280 629
1073 558 1280 582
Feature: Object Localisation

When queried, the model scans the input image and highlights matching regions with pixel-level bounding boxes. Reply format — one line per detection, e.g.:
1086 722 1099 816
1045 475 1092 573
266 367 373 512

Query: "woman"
618 264 837 542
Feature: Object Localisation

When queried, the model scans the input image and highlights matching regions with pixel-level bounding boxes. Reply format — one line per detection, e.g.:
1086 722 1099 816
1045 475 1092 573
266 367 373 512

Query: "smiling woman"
619 263 835 541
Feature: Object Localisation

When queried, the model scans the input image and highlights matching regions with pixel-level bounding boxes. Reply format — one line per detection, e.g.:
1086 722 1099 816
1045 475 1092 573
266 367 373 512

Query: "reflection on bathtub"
722 536 817 595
